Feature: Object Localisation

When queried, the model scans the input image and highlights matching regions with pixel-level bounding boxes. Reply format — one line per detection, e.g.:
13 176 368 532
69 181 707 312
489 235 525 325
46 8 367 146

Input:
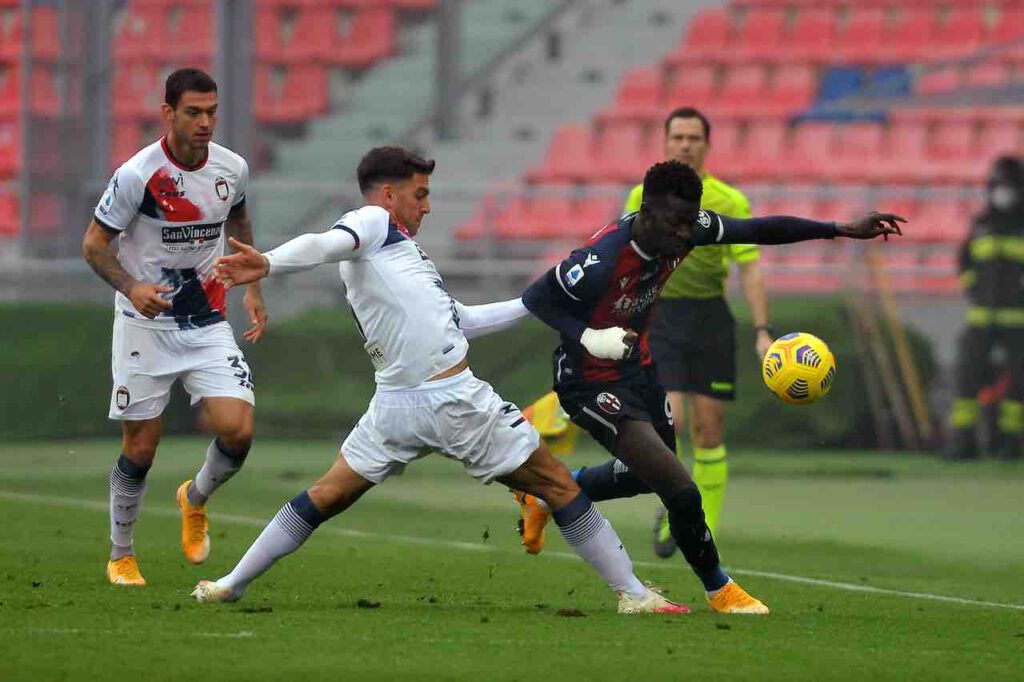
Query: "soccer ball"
761 332 836 405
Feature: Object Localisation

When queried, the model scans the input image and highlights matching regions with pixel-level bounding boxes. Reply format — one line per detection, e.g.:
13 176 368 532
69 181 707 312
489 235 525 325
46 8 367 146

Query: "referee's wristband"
754 324 775 337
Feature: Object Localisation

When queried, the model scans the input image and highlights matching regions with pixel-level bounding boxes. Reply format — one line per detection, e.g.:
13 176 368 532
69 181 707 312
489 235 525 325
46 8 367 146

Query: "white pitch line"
2 490 1022 612
5 627 254 639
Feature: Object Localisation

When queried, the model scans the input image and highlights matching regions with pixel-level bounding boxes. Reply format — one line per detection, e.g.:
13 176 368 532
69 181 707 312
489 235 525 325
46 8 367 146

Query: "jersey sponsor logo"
583 253 601 269
115 386 130 410
619 276 631 290
215 176 229 201
161 222 223 253
611 286 661 318
564 263 585 288
596 392 621 415
697 210 712 229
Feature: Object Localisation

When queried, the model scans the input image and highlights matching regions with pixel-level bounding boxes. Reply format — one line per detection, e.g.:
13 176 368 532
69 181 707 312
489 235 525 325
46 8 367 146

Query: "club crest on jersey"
115 386 131 410
564 264 585 288
215 176 229 201
596 392 621 415
697 211 712 229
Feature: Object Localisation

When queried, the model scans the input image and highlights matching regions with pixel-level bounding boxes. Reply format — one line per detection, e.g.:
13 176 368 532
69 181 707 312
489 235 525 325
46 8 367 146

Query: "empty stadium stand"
457 0 1024 293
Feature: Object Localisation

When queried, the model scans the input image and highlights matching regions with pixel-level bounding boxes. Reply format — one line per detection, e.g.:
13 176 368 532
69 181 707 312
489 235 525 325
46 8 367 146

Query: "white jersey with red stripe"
93 136 249 330
333 205 468 390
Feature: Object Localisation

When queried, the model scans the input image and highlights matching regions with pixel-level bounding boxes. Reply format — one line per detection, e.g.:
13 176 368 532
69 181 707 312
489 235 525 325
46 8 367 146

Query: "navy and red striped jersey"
523 208 838 384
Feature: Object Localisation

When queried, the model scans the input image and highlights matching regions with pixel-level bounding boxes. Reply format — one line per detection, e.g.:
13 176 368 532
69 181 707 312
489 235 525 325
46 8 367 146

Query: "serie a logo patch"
115 386 131 410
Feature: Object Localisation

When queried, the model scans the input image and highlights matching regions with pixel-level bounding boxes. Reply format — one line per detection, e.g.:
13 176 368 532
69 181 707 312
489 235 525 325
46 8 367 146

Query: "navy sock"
215 437 250 462
665 485 728 591
289 490 328 529
574 459 651 502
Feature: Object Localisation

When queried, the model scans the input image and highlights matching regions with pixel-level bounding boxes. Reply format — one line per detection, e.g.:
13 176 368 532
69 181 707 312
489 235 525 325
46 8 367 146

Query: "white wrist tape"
580 327 632 360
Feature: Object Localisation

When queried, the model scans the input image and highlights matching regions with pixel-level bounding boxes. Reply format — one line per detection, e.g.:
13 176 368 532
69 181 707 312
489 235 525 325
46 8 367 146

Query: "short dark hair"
663 106 711 143
357 146 436 194
642 160 703 204
165 68 217 109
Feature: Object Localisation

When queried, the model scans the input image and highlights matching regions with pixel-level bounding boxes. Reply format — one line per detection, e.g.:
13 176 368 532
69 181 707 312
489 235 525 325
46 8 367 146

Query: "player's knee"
122 430 159 461
663 483 705 526
217 424 254 454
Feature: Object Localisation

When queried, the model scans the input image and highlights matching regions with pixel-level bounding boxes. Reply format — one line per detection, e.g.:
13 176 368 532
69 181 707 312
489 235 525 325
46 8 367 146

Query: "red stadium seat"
525 125 592 184
879 121 931 183
253 64 329 124
917 66 961 95
929 120 976 161
717 65 769 110
0 6 60 63
112 63 163 122
879 8 934 63
907 199 966 243
0 116 18 180
662 64 717 108
115 1 213 61
930 7 984 60
769 64 816 112
680 7 732 59
728 8 785 62
964 61 1010 89
321 7 395 67
784 8 836 63
591 123 648 184
0 193 17 236
977 121 1022 158
831 122 885 181
601 66 662 123
832 8 884 64
788 123 835 178
729 120 787 180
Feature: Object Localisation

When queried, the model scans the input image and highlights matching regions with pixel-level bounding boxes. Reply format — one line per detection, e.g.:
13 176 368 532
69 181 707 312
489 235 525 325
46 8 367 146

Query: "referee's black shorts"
648 296 737 401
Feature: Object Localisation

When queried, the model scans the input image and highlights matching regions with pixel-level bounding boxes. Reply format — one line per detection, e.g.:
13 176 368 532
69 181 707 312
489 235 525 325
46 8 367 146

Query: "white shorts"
341 369 540 484
108 317 255 421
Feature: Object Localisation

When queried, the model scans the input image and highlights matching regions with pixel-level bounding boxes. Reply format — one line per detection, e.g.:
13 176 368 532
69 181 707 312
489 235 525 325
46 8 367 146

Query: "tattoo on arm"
83 232 137 297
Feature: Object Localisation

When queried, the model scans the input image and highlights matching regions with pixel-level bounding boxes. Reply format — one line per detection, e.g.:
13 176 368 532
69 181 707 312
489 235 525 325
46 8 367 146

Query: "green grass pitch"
1 438 1021 681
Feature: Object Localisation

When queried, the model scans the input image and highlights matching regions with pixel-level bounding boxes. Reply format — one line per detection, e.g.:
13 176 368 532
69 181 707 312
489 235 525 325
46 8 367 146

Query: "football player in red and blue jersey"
521 160 904 613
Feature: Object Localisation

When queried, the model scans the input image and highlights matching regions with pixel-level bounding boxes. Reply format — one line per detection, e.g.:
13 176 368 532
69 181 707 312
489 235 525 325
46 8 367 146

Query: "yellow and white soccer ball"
761 332 837 405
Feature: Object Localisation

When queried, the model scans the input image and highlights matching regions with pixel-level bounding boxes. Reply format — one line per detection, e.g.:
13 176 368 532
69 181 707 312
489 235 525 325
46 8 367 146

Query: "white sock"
555 500 647 599
189 439 247 506
109 456 148 559
219 501 316 593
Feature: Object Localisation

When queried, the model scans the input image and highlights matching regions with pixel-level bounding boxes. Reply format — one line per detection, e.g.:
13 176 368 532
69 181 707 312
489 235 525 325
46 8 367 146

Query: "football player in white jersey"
190 147 689 615
82 68 268 587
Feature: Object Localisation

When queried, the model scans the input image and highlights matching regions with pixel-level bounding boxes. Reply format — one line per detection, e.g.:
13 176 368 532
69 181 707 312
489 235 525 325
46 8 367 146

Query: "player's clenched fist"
215 236 271 289
128 283 174 319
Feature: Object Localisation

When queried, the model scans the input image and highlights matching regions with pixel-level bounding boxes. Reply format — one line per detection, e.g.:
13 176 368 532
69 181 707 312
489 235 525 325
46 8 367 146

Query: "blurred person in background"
81 68 267 586
945 155 1024 461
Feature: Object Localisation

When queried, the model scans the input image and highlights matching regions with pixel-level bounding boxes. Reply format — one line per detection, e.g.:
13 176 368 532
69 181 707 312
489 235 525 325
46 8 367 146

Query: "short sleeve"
233 158 249 207
331 205 390 257
691 209 725 246
94 165 144 232
552 246 612 303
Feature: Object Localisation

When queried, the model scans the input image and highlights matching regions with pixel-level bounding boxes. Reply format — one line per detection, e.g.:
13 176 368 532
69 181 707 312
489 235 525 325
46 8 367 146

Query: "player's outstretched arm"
215 227 362 288
225 202 268 343
707 211 905 246
454 298 532 339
